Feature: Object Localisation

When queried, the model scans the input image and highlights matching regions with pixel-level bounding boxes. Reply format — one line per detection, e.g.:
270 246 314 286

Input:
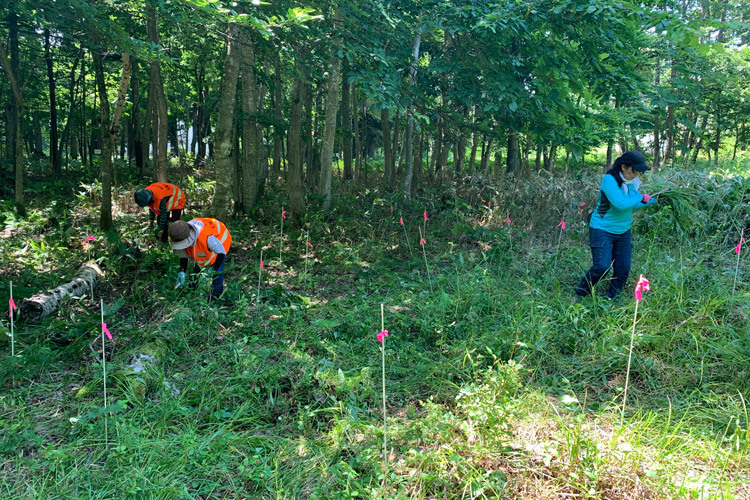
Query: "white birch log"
19 263 104 321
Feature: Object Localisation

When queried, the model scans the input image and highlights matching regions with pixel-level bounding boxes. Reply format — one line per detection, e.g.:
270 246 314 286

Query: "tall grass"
1 160 748 498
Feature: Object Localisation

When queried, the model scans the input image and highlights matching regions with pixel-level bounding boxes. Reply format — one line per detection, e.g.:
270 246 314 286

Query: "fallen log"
18 263 104 322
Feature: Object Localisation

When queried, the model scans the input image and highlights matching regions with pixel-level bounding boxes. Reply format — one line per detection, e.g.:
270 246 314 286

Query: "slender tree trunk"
480 136 493 173
382 108 393 188
45 29 60 172
468 123 478 176
352 85 362 181
131 57 144 171
57 53 81 165
211 22 241 220
341 63 353 180
454 107 468 177
403 31 421 199
318 34 341 209
92 51 113 230
653 57 661 167
240 27 261 212
287 57 307 228
0 39 24 208
506 131 519 175
147 4 168 182
272 56 283 180
691 115 709 164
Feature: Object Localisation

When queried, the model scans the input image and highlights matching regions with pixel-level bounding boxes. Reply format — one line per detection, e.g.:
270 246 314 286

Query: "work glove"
641 193 652 204
175 271 186 289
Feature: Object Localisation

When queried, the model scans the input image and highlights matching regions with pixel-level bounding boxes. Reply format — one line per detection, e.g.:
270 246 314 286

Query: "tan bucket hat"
169 220 198 250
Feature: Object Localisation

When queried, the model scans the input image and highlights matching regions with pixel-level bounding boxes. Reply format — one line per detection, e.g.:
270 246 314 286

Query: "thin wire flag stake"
279 209 286 266
418 227 433 291
258 250 264 301
100 299 113 447
9 281 17 356
399 216 413 256
377 304 390 494
622 275 650 426
732 230 745 296
304 232 313 281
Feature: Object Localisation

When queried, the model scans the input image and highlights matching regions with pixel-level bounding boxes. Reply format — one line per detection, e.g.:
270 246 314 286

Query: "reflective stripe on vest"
147 183 186 214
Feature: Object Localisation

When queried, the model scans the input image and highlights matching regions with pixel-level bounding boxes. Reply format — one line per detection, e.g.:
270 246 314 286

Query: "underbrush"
1 160 748 498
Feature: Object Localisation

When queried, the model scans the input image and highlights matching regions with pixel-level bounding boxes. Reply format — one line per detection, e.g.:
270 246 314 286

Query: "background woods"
0 0 748 221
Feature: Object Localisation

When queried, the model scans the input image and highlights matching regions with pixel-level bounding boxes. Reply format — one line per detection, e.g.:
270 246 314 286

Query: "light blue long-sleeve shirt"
589 174 656 234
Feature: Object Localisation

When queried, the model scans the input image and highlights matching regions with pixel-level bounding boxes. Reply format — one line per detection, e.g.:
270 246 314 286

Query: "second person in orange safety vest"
168 218 231 302
134 183 186 242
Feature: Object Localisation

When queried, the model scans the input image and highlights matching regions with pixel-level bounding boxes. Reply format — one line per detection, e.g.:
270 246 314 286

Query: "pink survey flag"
85 236 96 242
399 217 404 226
487 201 491 208
390 205 393 212
503 218 511 223
469 204 472 209
736 237 746 254
101 322 112 341
558 220 566 230
419 237 426 246
9 297 17 317
423 211 429 222
634 275 650 301
282 210 287 220
306 241 313 248
580 202 586 207
377 330 389 343
260 260 264 271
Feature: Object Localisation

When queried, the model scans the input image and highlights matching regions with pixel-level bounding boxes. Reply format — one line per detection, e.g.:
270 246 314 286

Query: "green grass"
1 159 749 499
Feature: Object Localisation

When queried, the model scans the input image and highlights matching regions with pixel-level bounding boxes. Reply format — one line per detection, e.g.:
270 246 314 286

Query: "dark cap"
616 151 650 172
134 189 154 207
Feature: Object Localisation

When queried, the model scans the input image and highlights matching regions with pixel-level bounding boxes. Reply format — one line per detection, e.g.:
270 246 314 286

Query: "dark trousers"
159 209 183 242
575 228 632 298
194 256 225 297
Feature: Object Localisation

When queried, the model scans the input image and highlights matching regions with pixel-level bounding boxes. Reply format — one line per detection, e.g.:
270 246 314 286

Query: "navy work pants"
575 228 632 299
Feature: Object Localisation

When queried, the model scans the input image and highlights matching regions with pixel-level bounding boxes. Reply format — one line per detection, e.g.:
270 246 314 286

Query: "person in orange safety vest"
134 183 186 242
168 218 231 301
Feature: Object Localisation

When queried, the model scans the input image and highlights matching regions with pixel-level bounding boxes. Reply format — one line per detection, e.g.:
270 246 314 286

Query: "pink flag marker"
487 201 491 208
419 237 426 246
101 322 112 341
85 236 96 242
503 218 511 223
580 202 586 207
377 330 389 343
306 241 313 248
736 237 746 254
390 205 393 212
423 211 429 222
634 275 650 301
469 204 472 209
260 260 264 271
282 210 287 220
399 217 404 226
558 220 566 230
9 297 17 318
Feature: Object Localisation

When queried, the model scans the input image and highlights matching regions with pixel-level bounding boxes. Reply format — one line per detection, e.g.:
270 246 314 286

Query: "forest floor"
1 158 749 499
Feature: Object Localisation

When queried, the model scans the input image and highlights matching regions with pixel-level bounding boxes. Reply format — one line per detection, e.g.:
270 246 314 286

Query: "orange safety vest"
146 183 186 214
186 218 232 267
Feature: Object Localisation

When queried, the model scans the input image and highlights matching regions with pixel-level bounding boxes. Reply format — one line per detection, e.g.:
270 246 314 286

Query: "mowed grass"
1 158 749 499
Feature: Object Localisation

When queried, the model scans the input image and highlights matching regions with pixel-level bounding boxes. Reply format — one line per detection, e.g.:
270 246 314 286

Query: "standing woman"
575 151 658 299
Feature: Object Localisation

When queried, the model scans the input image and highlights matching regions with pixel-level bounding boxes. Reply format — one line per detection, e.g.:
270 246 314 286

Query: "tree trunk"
480 136 493 173
240 27 261 212
403 31 421 199
131 56 144 172
352 85 362 181
272 56 283 180
0 43 24 209
287 60 306 228
211 22 241 220
341 63 353 180
92 50 114 230
147 4 168 182
382 108 393 188
691 115 709 164
318 36 341 209
506 131 519 175
454 107 468 177
45 29 60 172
